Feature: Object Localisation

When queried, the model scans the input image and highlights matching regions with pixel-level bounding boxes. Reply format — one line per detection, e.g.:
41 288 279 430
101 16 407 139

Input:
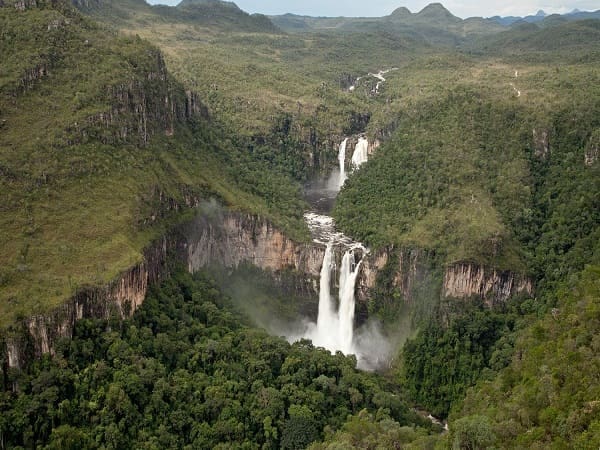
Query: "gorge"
2 1 598 447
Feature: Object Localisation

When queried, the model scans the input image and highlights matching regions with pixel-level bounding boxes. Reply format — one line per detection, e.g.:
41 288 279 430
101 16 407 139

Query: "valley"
0 0 599 448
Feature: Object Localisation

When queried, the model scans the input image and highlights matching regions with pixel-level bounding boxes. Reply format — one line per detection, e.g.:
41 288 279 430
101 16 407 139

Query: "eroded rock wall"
2 212 323 370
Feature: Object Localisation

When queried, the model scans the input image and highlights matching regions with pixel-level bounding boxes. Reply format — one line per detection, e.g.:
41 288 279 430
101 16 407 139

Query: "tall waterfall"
351 137 369 169
306 239 364 356
337 249 362 354
338 138 348 188
316 244 335 334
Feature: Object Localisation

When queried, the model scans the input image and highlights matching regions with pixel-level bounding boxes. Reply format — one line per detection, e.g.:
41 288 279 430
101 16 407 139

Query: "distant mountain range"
489 7 600 26
269 2 600 37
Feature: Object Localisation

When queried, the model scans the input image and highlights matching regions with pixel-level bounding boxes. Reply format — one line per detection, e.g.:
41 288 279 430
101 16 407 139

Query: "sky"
146 0 600 18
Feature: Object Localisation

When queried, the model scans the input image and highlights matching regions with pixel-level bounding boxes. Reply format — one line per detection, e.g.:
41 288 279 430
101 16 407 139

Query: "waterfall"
316 243 335 334
351 137 369 169
337 249 362 354
338 138 348 188
308 243 363 356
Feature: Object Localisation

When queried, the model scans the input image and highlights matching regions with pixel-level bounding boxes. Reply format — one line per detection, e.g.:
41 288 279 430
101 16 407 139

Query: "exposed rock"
585 131 599 166
357 247 427 304
443 263 533 305
2 210 322 369
368 139 381 155
10 238 167 363
69 51 208 145
183 213 324 277
358 247 532 309
20 64 48 90
533 128 550 159
13 0 37 10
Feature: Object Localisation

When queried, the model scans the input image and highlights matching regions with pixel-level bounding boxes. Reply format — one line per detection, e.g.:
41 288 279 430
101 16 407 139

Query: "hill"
72 0 280 32
0 1 306 329
467 19 600 58
270 3 504 46
490 8 600 26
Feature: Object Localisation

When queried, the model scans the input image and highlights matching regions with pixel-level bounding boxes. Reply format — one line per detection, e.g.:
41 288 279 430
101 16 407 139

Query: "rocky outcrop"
71 51 208 146
20 64 48 89
182 213 324 277
533 128 550 159
13 0 37 10
358 247 533 307
357 247 427 304
5 238 168 369
585 130 599 166
2 211 322 370
443 263 533 305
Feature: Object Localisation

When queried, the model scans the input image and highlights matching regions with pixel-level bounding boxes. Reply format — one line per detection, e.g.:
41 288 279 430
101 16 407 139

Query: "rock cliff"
357 247 533 307
70 52 208 146
3 211 323 370
443 263 533 305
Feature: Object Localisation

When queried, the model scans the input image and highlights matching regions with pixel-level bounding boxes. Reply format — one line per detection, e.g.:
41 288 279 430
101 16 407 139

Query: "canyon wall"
2 212 325 370
358 247 533 306
2 212 534 372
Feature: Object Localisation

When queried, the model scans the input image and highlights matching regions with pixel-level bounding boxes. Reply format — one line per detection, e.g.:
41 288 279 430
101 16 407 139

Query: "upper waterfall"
351 137 369 168
338 138 348 188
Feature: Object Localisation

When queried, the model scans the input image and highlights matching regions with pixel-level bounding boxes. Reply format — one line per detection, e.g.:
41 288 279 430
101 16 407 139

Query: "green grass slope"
333 49 600 272
452 265 600 448
0 3 307 329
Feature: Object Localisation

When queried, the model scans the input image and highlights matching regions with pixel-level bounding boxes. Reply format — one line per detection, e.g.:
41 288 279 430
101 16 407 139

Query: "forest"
1 0 599 448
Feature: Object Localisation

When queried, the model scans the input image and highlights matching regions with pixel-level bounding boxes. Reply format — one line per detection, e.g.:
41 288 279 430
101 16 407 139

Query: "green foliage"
454 265 600 448
402 299 522 418
0 270 433 448
450 415 495 450
309 409 436 449
0 4 309 328
334 86 531 269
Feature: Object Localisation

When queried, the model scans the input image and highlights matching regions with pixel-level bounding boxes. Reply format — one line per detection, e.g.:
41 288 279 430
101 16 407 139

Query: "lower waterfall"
296 213 390 370
338 249 362 355
310 244 364 356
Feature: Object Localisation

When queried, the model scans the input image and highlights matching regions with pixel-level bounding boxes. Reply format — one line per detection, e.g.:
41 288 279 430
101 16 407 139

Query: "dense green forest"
0 271 435 449
1 0 599 448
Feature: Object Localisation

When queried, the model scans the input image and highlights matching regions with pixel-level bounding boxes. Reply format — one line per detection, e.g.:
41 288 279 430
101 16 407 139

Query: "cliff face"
5 239 168 369
443 263 533 305
182 213 324 276
3 212 323 370
357 247 533 307
71 52 208 146
3 211 535 371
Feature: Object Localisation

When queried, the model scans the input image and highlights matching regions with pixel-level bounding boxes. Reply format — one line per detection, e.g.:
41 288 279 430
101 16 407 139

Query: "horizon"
146 0 600 19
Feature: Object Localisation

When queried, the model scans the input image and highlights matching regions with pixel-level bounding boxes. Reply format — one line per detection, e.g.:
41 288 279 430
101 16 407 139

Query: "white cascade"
338 138 348 188
316 243 336 335
337 249 362 355
351 137 369 169
308 244 363 356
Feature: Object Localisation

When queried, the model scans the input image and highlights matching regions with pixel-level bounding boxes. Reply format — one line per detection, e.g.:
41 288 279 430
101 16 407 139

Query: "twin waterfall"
310 241 364 356
298 136 373 365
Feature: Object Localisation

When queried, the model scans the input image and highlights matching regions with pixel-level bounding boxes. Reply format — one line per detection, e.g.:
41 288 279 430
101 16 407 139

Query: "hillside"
333 49 600 271
1 1 599 448
0 1 307 329
466 19 600 59
71 0 279 33
270 3 504 46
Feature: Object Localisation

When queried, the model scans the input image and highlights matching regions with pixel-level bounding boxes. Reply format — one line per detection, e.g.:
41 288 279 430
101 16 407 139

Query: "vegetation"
1 1 599 449
0 4 308 329
449 265 600 448
0 270 435 449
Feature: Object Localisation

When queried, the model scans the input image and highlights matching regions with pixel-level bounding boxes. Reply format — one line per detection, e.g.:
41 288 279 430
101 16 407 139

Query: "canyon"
2 137 533 373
